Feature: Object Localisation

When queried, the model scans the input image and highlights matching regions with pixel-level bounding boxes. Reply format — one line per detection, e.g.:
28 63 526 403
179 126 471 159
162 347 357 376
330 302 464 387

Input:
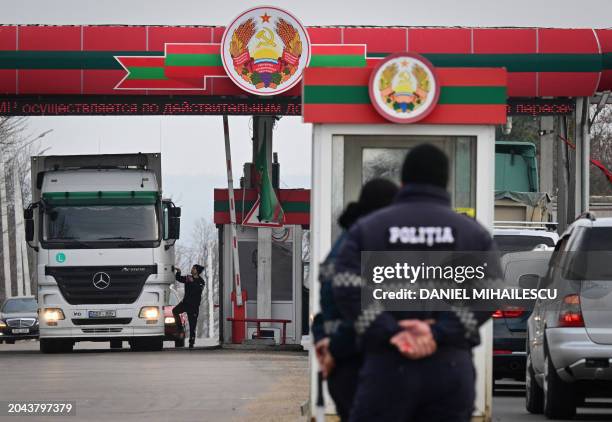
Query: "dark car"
164 289 186 348
0 296 39 344
493 251 552 387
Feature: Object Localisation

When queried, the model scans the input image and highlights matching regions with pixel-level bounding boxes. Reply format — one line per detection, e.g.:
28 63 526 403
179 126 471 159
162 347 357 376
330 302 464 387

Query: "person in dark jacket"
312 178 399 421
332 144 501 422
173 264 205 348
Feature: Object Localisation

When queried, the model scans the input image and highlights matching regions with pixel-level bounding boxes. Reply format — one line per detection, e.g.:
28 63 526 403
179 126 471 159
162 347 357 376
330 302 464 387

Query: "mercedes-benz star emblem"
92 272 111 290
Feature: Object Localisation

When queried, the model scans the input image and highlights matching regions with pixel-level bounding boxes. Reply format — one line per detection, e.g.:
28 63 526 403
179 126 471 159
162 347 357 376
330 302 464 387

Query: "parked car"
493 250 553 385
526 214 612 419
164 288 186 348
494 228 558 255
0 296 39 344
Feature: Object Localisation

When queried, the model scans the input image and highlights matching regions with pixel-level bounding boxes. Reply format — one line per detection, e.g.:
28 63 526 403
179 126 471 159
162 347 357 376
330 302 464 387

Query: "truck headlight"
164 316 175 324
139 306 160 320
42 308 65 326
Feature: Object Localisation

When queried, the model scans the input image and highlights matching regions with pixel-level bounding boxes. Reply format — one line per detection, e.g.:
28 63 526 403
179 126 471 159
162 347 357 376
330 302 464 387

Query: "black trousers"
327 356 361 422
349 348 475 422
172 301 199 342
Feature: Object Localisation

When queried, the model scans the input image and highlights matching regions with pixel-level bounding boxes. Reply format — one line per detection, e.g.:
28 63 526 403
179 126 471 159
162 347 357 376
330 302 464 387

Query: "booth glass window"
332 135 476 240
238 240 294 302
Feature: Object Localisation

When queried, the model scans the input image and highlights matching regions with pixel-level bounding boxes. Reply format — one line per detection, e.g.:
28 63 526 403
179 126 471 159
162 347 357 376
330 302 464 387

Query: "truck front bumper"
40 325 163 340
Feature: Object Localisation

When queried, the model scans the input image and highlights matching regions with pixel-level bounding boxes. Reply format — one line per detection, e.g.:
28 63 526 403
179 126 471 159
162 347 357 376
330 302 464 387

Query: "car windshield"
494 235 556 254
2 298 37 313
44 204 159 243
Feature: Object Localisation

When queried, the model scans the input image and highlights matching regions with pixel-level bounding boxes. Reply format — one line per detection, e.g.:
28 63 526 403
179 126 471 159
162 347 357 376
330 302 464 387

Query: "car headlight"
0 320 6 328
139 306 159 320
164 316 175 324
42 308 65 325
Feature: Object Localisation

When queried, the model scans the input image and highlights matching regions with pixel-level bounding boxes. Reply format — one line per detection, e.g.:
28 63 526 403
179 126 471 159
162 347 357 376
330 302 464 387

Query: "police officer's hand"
391 319 437 359
315 337 329 365
315 338 335 378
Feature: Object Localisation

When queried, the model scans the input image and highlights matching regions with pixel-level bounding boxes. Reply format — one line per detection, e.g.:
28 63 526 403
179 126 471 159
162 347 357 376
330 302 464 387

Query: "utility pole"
13 167 24 297
207 241 215 339
557 116 569 234
539 116 554 195
0 149 11 299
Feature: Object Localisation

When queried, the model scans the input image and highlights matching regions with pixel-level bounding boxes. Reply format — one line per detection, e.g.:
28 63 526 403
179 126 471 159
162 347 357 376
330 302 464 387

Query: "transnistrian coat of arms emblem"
221 6 311 96
369 53 440 123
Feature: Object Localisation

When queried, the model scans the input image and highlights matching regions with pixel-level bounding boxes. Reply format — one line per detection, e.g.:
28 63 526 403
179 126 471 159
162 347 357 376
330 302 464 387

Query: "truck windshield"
44 204 159 244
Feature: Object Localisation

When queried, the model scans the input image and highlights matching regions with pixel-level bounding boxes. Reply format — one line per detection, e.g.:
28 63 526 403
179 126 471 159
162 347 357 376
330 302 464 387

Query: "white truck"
24 153 181 353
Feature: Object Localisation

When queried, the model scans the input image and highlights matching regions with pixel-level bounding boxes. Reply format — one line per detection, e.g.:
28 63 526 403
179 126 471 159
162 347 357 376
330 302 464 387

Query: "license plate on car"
88 310 116 318
12 328 29 334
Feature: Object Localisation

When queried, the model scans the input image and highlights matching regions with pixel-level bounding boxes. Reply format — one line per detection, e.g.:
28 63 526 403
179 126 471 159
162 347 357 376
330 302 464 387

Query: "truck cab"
24 153 180 353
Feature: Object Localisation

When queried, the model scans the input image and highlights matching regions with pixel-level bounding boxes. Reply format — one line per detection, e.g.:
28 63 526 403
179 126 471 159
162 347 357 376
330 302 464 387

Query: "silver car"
526 215 612 419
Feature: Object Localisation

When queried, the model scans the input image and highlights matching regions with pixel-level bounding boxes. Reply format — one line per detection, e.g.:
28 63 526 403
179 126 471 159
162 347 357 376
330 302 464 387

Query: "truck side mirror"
25 219 35 242
168 217 181 239
169 207 181 218
24 207 34 220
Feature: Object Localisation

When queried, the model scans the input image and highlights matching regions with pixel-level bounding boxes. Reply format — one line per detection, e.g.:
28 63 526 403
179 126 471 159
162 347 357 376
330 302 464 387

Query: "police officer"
312 178 399 421
173 264 205 349
332 144 499 421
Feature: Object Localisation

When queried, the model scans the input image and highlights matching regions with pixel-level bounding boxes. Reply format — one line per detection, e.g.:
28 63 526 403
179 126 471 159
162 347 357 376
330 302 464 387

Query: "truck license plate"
12 328 29 334
88 310 116 318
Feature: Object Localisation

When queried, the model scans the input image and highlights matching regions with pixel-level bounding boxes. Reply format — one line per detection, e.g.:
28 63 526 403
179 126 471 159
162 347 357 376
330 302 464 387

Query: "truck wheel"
543 348 576 419
40 339 57 353
525 353 543 414
40 339 73 354
110 340 122 349
175 338 185 348
129 339 144 351
60 340 74 353
130 337 162 352
147 336 163 352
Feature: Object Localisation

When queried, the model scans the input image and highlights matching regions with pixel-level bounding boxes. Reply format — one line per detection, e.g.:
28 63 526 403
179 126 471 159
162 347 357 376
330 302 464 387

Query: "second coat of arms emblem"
369 53 440 123
221 6 311 96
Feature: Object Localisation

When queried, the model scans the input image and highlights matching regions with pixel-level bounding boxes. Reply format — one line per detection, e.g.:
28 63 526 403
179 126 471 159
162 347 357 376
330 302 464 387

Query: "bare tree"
0 117 46 302
590 105 612 196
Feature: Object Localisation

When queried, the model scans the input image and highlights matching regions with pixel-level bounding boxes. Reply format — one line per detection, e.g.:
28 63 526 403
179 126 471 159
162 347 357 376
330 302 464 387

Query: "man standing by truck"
173 264 205 348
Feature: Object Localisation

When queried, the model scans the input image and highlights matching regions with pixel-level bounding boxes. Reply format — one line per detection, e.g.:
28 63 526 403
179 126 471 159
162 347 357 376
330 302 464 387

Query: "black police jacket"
332 183 500 352
176 272 205 311
312 233 359 360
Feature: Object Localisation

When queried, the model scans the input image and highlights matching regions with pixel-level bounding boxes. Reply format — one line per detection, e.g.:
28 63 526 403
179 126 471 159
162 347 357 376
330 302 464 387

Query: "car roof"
564 216 612 236
493 228 559 240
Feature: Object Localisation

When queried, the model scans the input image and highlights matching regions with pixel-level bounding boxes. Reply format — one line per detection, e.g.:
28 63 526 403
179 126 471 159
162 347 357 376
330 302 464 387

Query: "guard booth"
214 188 310 345
303 58 503 419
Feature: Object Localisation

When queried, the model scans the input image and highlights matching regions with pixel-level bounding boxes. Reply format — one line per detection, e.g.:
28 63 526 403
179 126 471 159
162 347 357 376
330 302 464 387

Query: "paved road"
3 341 612 421
0 340 309 422
493 381 612 421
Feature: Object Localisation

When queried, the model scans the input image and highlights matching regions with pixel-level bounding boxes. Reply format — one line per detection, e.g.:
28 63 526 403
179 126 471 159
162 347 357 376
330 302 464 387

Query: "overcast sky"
3 0 610 245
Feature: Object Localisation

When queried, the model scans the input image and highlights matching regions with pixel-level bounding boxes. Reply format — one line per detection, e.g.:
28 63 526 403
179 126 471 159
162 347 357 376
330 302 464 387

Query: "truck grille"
72 318 132 326
45 265 157 305
81 328 123 334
